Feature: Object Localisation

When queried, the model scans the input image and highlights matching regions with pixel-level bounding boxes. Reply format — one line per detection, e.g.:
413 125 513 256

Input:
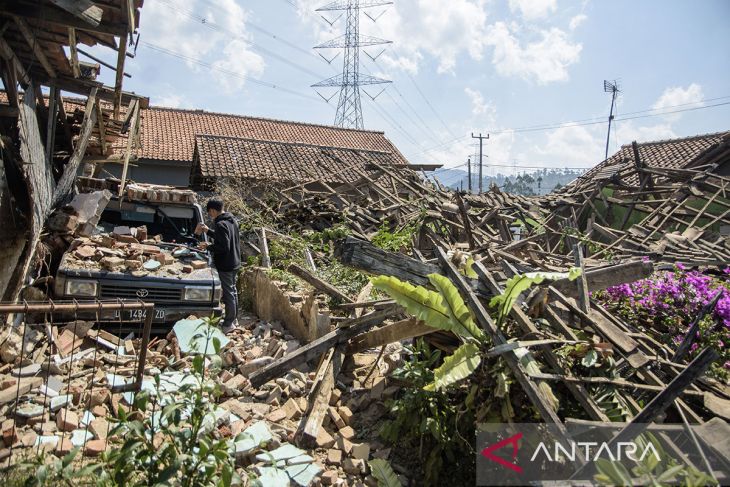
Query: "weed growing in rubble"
371 220 419 252
380 339 474 486
98 325 239 486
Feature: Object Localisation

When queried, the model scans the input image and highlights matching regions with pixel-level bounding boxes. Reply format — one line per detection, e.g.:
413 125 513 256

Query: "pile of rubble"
64 228 209 277
0 305 406 486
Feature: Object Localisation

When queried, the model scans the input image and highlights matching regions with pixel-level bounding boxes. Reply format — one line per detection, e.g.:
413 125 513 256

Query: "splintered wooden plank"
348 318 433 353
248 308 395 388
337 237 489 295
288 264 353 303
298 347 343 447
548 286 650 368
550 260 654 297
49 0 103 27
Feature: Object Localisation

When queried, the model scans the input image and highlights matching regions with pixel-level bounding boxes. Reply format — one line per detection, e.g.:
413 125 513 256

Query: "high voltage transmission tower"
312 0 393 129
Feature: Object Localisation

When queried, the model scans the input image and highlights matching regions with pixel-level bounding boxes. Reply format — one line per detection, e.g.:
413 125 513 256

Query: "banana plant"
372 268 581 393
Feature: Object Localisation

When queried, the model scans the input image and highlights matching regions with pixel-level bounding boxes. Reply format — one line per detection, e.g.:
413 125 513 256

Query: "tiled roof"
1 92 409 165
193 134 398 184
567 131 730 189
139 107 410 165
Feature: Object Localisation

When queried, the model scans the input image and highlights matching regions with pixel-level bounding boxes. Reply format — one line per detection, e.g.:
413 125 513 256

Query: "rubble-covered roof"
566 130 730 190
140 106 410 164
193 134 400 184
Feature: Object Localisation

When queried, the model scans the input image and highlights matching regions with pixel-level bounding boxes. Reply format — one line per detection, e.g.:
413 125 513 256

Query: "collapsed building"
0 3 728 484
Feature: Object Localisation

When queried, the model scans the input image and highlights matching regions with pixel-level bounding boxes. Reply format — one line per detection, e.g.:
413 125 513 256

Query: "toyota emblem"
136 289 149 298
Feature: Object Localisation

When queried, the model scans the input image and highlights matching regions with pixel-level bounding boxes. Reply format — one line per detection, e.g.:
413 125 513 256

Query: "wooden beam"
53 87 97 206
12 16 56 78
337 236 489 295
248 307 395 388
348 318 433 353
67 28 81 78
573 245 590 313
45 84 57 164
95 96 107 155
0 2 127 37
288 264 353 303
298 347 343 447
117 98 138 197
0 35 30 86
48 0 104 27
113 36 127 119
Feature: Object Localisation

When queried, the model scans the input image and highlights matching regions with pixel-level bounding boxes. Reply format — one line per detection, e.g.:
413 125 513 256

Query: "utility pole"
467 157 472 193
603 80 620 160
471 133 489 193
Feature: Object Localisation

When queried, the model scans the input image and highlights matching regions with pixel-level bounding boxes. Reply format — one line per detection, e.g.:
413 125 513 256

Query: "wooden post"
573 244 590 313
67 28 81 78
288 264 352 303
259 227 271 268
117 98 138 198
45 84 57 165
113 34 128 120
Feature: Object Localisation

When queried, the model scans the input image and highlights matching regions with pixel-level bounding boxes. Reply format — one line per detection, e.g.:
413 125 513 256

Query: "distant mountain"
428 167 585 195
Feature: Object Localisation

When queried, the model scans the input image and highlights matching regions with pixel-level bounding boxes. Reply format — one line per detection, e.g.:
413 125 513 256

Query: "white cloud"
569 14 587 30
533 123 604 166
464 87 493 117
298 0 490 75
484 22 582 84
509 0 557 20
154 93 185 108
652 83 704 121
140 0 265 93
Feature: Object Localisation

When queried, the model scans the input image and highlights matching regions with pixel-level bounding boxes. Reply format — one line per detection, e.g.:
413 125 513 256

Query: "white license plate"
112 309 166 321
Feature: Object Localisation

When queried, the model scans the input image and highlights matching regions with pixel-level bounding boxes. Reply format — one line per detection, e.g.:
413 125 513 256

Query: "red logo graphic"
481 432 523 473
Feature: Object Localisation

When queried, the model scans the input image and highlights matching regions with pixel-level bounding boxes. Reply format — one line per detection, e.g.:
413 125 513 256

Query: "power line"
413 96 730 158
155 0 326 80
389 46 457 137
486 100 730 135
140 41 322 102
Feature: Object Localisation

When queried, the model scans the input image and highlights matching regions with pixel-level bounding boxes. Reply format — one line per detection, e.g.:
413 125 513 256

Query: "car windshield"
98 200 201 244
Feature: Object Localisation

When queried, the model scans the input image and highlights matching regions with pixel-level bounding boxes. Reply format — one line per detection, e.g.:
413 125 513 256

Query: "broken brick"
326 448 342 465
56 409 79 432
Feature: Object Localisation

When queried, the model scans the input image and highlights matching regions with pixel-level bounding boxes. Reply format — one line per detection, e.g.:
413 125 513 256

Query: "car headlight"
213 286 222 301
184 286 213 302
65 279 98 297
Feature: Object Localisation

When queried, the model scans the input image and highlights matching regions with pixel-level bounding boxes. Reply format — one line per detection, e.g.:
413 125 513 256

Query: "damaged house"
0 0 145 302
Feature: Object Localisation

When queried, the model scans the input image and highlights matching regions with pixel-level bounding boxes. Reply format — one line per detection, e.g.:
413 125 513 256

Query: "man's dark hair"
206 198 224 212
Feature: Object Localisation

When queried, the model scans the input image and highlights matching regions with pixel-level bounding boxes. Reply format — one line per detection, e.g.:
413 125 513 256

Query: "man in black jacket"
195 198 241 332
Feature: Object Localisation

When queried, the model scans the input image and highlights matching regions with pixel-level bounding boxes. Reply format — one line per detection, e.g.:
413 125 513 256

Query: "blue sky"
86 0 730 175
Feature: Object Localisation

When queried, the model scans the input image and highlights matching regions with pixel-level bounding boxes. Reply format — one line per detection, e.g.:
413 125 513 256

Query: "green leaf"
424 343 482 391
595 458 633 486
368 459 403 487
371 275 453 331
489 268 581 326
656 465 687 483
581 349 598 368
428 273 484 341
